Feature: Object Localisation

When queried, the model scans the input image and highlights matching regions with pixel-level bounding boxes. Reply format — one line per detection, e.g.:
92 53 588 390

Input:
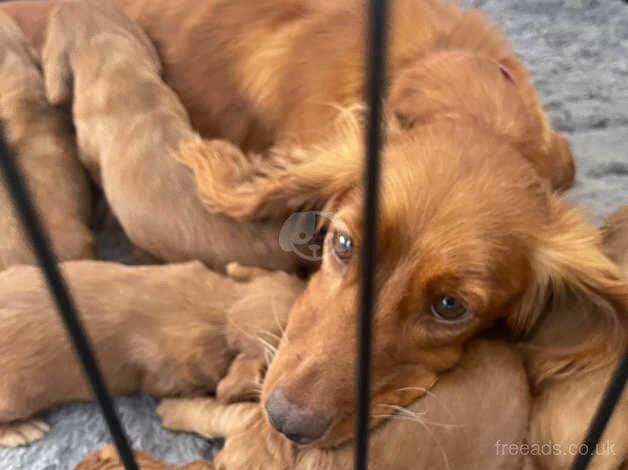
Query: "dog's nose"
264 386 331 444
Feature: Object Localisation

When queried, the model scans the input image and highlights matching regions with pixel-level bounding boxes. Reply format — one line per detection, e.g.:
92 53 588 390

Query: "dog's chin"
311 415 382 449
283 408 416 449
261 369 441 449
267 413 357 449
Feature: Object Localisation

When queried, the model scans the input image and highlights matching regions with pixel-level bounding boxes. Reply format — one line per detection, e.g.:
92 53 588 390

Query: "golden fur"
80 339 532 470
0 1 624 468
0 260 303 446
523 205 628 469
0 0 575 271
71 211 628 470
36 0 297 272
0 11 94 269
603 206 628 274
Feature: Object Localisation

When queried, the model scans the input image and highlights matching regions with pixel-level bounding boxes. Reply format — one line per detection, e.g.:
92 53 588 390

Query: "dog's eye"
430 296 468 322
330 231 353 263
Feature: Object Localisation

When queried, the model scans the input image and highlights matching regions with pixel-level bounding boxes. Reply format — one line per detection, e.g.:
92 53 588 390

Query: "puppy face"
177 51 623 449
261 125 551 447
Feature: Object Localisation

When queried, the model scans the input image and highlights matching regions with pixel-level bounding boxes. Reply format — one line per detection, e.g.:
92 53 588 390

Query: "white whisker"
394 387 456 421
256 335 277 355
270 291 289 345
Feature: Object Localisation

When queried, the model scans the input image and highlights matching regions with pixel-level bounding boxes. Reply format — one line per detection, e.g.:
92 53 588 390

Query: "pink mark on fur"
425 50 516 85
498 63 515 84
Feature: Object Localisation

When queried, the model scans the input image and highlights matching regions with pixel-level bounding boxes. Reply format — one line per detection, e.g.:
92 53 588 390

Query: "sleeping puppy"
0 260 303 446
0 11 94 269
0 0 575 273
39 0 626 464
34 0 297 272
0 0 576 188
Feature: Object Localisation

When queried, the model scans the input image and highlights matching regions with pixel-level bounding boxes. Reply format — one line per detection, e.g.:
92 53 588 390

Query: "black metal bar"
0 131 138 470
354 1 388 469
571 350 628 470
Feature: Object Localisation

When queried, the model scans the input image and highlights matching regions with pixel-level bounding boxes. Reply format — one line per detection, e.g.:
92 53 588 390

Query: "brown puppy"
0 11 94 269
72 210 628 470
0 0 574 273
34 0 297 272
0 260 303 446
154 208 628 470
523 205 628 470
0 0 572 170
38 0 626 456
79 339 532 470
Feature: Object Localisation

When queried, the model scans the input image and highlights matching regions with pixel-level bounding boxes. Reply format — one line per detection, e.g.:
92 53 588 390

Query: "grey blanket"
1 0 627 468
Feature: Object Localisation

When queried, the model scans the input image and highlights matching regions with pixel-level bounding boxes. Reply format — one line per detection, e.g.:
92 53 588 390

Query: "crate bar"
354 0 389 469
0 132 138 470
572 351 628 470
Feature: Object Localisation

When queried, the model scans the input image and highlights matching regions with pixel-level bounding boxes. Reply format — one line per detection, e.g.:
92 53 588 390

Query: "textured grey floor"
1 0 627 469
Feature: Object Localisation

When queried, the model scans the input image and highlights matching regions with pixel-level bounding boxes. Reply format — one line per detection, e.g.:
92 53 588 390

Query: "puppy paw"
0 12 41 96
0 419 50 447
158 397 259 440
225 262 273 281
157 398 213 437
76 446 123 470
216 354 264 404
76 445 213 469
42 0 160 104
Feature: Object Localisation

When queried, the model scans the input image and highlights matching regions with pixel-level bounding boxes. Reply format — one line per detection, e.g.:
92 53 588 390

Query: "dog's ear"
508 200 627 386
175 134 362 220
544 131 575 192
601 205 628 266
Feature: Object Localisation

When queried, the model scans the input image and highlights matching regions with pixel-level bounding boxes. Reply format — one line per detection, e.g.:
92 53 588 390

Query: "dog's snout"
264 386 331 444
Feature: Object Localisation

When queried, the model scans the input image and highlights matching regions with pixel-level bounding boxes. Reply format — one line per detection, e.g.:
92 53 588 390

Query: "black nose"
264 386 331 444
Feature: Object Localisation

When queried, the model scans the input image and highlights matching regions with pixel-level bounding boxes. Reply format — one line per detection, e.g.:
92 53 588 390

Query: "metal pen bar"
354 1 389 469
572 350 628 470
0 131 138 470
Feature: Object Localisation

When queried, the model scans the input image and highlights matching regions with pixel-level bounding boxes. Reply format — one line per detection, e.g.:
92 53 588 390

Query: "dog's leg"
225 262 279 282
76 445 214 470
40 0 296 271
156 398 258 439
216 353 265 404
0 10 95 269
156 399 295 469
0 419 50 447
0 1 52 52
0 9 94 446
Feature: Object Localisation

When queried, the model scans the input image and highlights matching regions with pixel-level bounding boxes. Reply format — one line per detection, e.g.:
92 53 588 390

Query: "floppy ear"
544 131 575 192
509 201 628 386
175 132 362 220
601 205 628 268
